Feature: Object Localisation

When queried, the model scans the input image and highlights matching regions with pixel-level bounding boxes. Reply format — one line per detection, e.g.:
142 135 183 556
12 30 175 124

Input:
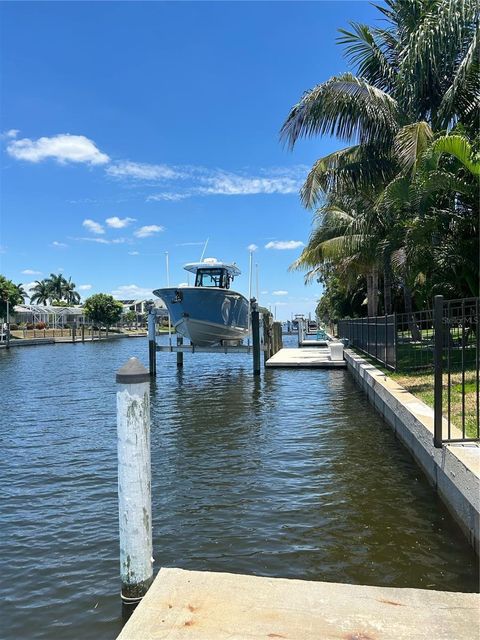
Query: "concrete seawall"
345 349 480 554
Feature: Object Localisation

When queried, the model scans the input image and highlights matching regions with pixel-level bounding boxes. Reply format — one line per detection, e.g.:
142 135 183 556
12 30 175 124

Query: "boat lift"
147 300 283 376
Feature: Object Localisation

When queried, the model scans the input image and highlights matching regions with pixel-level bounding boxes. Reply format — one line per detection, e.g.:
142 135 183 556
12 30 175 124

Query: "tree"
47 273 68 301
84 294 123 329
0 275 23 318
281 0 479 316
15 283 28 303
62 277 81 304
29 279 52 305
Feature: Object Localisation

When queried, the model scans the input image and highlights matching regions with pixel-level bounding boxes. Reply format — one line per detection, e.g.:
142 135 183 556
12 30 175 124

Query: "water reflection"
1 339 478 640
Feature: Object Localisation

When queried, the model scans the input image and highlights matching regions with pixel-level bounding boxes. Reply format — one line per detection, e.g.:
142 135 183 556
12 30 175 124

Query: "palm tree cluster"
29 273 81 305
282 0 479 319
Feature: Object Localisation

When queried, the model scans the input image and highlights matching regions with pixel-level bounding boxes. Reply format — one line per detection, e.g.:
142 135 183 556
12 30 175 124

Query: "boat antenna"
200 237 209 261
255 262 259 303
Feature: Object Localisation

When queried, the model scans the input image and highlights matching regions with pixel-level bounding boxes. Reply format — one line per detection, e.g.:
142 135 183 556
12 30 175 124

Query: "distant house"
119 299 149 315
119 299 168 324
13 304 86 327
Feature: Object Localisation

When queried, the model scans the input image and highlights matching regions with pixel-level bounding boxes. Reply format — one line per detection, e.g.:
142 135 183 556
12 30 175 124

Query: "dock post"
251 300 261 376
148 311 156 377
116 358 153 603
81 325 85 343
176 335 183 367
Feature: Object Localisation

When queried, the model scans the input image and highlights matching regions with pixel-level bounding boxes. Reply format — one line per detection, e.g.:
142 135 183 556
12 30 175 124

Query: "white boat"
153 258 250 346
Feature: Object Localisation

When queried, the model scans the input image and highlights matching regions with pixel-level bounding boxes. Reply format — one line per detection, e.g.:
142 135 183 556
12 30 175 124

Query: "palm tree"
63 277 81 304
47 273 68 301
15 283 29 303
281 0 478 314
29 279 52 305
281 0 477 207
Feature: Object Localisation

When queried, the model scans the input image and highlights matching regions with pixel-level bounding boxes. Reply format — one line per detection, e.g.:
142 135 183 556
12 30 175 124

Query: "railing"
337 296 479 446
337 315 396 369
433 296 479 446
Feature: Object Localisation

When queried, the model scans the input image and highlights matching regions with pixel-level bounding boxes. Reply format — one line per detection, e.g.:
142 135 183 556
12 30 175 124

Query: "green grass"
352 348 479 440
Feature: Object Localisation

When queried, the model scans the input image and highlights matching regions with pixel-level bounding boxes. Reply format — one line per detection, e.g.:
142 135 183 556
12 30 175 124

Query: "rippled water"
1 335 478 639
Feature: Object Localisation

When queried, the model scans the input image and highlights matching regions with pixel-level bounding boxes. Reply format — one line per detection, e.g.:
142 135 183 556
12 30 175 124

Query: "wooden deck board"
266 347 345 368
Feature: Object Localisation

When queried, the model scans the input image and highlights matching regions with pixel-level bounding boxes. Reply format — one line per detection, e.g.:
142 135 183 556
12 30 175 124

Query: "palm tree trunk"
366 272 374 316
372 267 379 317
383 260 392 315
403 284 421 341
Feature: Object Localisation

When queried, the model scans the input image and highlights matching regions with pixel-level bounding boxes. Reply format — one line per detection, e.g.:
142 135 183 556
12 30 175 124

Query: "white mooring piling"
116 357 153 603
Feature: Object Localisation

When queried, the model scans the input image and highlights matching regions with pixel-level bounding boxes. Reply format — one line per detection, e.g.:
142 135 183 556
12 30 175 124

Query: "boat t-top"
153 258 250 346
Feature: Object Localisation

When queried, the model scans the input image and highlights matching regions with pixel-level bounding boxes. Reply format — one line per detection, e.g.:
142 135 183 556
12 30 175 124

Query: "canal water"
1 336 478 639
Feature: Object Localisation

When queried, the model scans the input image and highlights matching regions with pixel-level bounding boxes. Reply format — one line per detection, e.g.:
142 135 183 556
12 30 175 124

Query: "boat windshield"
195 268 231 289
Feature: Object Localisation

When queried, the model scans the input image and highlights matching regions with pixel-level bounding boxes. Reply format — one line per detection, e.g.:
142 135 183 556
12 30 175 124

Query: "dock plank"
117 568 479 640
266 347 345 368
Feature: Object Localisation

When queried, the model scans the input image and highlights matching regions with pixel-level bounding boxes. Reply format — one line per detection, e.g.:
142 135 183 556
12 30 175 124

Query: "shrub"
35 322 46 329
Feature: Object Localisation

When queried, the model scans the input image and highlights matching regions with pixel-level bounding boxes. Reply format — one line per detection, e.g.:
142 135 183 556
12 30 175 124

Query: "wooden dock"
117 568 479 639
266 347 346 368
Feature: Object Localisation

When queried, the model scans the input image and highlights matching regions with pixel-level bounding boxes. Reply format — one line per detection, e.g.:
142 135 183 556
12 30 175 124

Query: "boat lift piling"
147 311 156 377
149 300 282 376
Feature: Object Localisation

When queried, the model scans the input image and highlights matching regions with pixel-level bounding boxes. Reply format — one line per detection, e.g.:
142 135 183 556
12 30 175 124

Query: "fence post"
433 295 444 448
147 311 156 377
116 358 153 602
176 334 183 368
384 315 388 366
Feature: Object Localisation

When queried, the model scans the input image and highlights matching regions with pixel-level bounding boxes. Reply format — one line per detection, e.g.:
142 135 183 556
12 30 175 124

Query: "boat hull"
153 287 250 346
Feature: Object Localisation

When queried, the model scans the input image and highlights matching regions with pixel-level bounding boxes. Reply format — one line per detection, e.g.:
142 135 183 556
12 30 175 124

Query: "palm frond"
393 121 434 173
438 25 479 127
428 134 480 176
280 73 398 149
337 22 395 91
300 144 394 207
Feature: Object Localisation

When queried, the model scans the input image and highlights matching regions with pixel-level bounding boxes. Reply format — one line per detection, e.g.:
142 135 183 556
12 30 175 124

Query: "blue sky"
1 1 377 319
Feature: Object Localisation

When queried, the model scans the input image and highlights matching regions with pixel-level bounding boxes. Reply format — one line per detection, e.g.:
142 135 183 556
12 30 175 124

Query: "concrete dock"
117 568 479 639
266 347 346 368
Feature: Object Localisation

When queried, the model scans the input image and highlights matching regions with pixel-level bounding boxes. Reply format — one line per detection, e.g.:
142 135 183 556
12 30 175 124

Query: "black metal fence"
433 296 479 446
337 296 479 445
337 315 396 369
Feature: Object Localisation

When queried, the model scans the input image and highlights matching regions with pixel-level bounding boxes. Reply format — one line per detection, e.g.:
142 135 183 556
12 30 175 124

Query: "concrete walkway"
266 347 345 368
117 568 479 639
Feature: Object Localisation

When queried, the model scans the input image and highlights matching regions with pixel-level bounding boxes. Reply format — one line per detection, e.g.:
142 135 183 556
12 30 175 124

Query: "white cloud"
105 216 136 228
175 241 205 247
111 284 154 299
247 244 258 252
82 218 105 234
197 172 300 196
22 281 38 297
106 161 180 180
8 134 109 165
134 225 164 238
265 240 304 250
21 269 42 275
74 236 126 244
3 129 19 139
272 301 289 307
272 290 289 296
147 192 188 202
261 290 269 295
128 251 140 255
51 241 68 248
78 284 92 291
